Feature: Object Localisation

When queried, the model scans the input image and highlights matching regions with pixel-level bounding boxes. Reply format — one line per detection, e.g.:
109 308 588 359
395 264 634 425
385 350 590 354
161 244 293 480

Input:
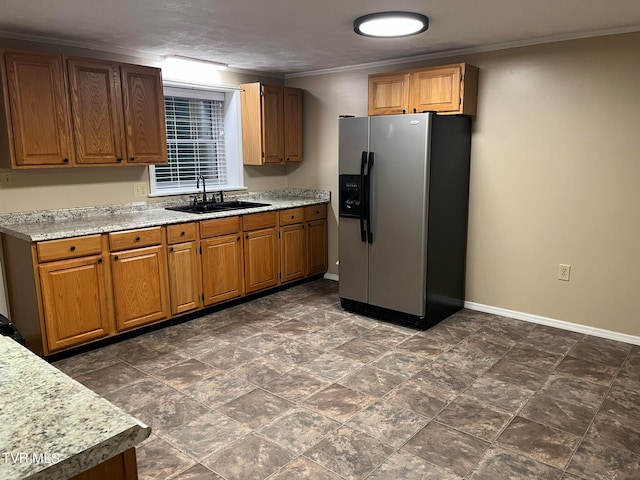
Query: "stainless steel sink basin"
166 200 270 214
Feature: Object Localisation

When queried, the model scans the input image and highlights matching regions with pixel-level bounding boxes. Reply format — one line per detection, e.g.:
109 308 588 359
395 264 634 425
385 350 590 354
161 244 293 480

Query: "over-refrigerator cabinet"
338 113 472 329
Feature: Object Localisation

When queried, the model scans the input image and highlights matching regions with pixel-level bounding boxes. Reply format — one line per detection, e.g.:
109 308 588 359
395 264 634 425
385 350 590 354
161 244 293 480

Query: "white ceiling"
1 0 640 76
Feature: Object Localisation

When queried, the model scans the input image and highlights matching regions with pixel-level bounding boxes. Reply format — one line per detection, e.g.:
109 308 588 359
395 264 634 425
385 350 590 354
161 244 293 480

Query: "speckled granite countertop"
0 336 150 480
0 189 330 242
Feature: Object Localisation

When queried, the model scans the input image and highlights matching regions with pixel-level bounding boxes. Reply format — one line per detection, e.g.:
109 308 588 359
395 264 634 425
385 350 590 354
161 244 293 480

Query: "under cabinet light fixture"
162 55 228 71
354 11 429 38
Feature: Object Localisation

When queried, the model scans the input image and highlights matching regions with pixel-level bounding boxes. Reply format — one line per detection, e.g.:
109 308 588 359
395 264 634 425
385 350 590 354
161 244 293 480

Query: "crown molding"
285 24 640 79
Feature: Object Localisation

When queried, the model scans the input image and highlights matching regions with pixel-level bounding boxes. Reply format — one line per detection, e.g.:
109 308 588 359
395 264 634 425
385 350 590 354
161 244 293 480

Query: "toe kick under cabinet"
1 204 328 356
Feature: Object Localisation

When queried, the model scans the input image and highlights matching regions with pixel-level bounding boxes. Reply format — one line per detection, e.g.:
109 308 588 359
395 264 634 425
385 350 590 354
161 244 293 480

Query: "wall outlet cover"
133 183 148 197
558 264 571 281
0 172 13 187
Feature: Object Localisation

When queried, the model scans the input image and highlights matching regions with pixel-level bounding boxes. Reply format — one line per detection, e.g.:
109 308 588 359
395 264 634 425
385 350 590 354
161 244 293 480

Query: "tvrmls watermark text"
3 452 61 464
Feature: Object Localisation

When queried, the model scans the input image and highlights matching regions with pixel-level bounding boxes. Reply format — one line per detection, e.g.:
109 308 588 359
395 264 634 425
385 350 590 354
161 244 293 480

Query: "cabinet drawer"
305 204 327 221
167 223 197 244
200 216 241 239
279 208 305 225
37 235 102 262
109 227 163 251
243 211 277 231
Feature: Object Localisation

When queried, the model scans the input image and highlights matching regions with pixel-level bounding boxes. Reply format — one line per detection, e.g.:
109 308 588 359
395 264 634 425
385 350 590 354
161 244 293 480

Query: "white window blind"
153 93 225 193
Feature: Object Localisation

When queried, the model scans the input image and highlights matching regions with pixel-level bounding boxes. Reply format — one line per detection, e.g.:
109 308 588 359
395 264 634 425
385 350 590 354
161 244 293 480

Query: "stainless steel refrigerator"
338 112 472 329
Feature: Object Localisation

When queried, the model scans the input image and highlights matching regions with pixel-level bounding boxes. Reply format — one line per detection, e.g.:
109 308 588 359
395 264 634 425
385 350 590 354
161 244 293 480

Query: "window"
149 85 243 196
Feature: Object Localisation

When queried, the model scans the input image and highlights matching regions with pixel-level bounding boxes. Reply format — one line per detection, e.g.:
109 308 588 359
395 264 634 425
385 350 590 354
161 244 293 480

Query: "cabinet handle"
114 255 119 260
302 225 305 229
63 158 69 163
97 258 103 264
116 158 122 162
169 247 174 252
245 234 249 239
402 109 406 114
180 231 186 236
70 246 76 252
237 236 240 241
291 215 295 219
280 158 283 162
130 157 135 162
413 108 417 113
286 157 290 162
135 236 141 242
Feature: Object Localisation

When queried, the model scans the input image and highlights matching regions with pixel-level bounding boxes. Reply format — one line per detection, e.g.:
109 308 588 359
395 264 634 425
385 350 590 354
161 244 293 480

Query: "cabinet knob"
181 231 186 236
63 158 69 163
114 255 119 260
402 109 406 114
117 158 122 162
130 157 135 162
413 108 417 113
170 247 174 252
245 234 249 239
70 246 76 252
97 258 103 264
280 158 283 162
286 157 290 162
291 215 295 219
237 236 240 241
135 236 141 242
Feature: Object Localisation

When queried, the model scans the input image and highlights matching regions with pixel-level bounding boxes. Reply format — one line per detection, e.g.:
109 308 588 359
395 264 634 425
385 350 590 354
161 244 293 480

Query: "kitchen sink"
166 200 271 214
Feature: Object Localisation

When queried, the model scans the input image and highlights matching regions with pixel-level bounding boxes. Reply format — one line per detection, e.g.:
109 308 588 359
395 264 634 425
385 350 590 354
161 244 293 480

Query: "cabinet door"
68 59 125 165
167 241 201 315
409 65 462 113
111 245 170 331
121 65 167 164
38 256 109 352
307 219 328 275
261 84 284 164
280 223 307 283
202 234 244 305
283 87 302 163
3 51 73 167
244 227 279 294
368 72 410 116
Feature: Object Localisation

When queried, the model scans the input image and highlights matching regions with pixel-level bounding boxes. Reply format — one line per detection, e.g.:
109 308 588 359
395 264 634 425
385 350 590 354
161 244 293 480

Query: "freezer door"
338 117 369 304
368 114 431 316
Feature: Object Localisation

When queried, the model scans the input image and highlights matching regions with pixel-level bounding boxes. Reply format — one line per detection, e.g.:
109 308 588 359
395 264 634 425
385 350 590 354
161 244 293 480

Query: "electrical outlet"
133 182 148 198
0 172 13 188
558 264 571 281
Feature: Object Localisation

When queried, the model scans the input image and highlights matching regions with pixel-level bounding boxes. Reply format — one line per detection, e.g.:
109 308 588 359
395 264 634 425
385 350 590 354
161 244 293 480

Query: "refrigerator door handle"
359 151 368 242
366 151 375 243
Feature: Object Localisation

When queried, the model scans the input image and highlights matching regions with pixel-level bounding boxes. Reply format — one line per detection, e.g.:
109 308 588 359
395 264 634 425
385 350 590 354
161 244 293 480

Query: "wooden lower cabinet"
167 241 201 315
38 255 110 352
70 448 139 480
244 227 279 294
201 234 244 305
307 219 328 275
280 223 307 283
111 245 170 331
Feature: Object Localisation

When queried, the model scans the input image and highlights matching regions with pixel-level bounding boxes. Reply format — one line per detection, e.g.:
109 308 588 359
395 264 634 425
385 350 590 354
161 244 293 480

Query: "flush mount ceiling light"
354 11 429 38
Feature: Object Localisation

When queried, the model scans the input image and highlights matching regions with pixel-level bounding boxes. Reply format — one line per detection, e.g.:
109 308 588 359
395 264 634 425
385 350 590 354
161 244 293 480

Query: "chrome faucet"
196 175 207 203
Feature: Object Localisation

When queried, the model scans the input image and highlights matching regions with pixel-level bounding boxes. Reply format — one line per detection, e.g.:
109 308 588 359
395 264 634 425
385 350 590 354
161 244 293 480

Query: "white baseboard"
323 273 339 282
464 301 640 346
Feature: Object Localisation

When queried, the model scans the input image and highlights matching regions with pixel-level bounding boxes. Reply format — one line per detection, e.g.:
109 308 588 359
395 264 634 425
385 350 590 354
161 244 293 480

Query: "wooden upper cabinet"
283 87 302 163
1 51 73 168
67 59 125 165
0 49 168 169
369 63 479 117
262 84 285 164
241 82 303 165
368 73 410 116
121 64 168 165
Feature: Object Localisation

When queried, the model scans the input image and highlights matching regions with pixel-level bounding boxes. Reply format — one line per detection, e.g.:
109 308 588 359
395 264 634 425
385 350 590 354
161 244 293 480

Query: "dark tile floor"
53 279 640 480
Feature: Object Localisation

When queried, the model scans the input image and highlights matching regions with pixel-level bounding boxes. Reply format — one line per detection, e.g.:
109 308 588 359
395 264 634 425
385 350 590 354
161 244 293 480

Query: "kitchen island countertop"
0 188 330 242
0 335 150 480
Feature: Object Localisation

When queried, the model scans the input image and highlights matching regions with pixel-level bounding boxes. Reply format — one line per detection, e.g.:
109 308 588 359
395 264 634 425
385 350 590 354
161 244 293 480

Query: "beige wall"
0 37 290 214
286 32 640 337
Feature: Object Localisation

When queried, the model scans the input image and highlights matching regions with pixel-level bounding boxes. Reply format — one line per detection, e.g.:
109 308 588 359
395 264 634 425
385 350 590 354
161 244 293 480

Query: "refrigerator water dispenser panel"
339 174 363 218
